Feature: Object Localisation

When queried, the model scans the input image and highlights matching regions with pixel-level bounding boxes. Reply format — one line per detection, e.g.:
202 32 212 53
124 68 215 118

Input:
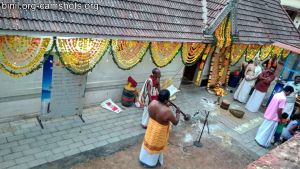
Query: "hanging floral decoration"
259 45 273 61
150 42 182 68
230 44 248 65
195 45 214 86
182 43 207 66
245 44 261 61
271 46 283 57
215 15 231 49
111 40 149 70
56 38 109 75
0 35 53 78
281 49 290 59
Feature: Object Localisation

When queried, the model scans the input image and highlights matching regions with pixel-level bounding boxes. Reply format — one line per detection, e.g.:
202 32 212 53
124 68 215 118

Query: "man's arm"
168 108 180 126
146 80 152 104
157 78 161 91
277 108 283 123
289 125 298 135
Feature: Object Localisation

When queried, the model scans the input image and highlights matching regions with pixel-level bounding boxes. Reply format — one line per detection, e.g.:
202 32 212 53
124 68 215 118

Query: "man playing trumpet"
139 89 180 168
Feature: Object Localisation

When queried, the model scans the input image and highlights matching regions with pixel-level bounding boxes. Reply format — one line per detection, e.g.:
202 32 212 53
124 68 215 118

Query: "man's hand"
176 107 181 115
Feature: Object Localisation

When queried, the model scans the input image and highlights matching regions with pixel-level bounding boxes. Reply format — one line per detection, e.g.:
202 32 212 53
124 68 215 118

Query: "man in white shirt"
283 76 300 118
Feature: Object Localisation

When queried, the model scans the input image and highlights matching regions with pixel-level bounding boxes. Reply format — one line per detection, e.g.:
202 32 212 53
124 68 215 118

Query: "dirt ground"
72 120 256 169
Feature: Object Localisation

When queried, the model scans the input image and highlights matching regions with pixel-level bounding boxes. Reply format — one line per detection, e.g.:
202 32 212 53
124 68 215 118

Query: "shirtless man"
139 89 180 168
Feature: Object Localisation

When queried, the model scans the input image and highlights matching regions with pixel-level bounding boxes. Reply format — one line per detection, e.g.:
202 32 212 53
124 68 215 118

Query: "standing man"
262 55 278 70
246 67 276 113
139 89 180 168
283 76 300 118
255 86 294 148
140 68 161 128
234 58 262 103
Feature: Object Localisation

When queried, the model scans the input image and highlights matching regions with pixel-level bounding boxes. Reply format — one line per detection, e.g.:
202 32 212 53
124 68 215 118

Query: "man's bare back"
148 100 179 126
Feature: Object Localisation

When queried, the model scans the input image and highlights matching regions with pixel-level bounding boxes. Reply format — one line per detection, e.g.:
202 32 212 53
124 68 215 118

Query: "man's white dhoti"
255 119 277 148
245 89 266 113
141 106 149 127
139 144 163 168
283 102 295 118
234 79 254 103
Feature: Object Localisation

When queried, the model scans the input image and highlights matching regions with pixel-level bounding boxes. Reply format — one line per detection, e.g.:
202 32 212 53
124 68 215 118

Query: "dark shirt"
255 70 275 92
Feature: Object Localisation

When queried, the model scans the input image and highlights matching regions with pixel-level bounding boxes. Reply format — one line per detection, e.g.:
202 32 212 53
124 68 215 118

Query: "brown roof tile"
235 0 300 46
0 0 206 41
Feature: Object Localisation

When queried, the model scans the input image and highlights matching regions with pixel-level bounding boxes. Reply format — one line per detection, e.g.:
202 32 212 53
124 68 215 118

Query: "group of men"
138 68 180 168
233 56 300 148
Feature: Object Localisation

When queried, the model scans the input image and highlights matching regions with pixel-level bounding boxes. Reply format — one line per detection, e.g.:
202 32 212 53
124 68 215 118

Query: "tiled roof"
0 0 207 41
206 0 229 26
235 0 300 46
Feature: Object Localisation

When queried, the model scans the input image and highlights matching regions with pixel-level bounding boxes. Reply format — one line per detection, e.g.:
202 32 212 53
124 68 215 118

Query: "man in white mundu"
140 68 161 128
234 58 262 103
282 76 300 118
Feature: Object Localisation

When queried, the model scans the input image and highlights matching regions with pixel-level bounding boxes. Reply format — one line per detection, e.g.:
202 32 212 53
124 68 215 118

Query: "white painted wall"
293 13 300 28
0 51 184 121
281 0 300 10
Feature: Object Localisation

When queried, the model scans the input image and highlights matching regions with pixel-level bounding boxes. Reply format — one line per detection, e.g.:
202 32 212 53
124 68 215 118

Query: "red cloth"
150 75 159 100
128 76 137 87
255 70 275 92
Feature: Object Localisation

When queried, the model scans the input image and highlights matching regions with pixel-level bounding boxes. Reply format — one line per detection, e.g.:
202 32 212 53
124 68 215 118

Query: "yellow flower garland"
281 49 290 59
57 38 109 74
182 42 206 65
246 44 261 61
260 45 273 61
215 16 231 49
150 42 182 67
231 44 248 65
111 40 149 70
272 46 283 57
195 45 214 86
0 36 52 70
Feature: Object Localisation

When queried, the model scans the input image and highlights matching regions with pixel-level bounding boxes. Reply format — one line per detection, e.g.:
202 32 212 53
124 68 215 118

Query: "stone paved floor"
0 86 269 169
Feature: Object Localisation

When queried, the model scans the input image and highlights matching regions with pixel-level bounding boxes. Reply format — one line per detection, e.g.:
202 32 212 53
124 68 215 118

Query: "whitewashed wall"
0 51 184 121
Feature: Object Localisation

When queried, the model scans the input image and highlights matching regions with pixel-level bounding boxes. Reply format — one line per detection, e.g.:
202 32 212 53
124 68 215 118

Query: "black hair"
152 68 160 75
295 75 300 79
248 60 254 64
291 113 300 120
281 113 289 119
158 89 170 103
283 85 294 93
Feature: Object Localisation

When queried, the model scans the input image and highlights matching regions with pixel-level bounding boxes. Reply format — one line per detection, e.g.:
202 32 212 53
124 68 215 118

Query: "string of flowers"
281 49 290 59
230 44 248 66
111 40 149 70
150 41 182 68
0 38 55 78
215 15 231 49
181 42 207 66
245 44 261 61
259 45 273 61
271 46 283 57
0 36 53 78
56 38 109 75
195 45 214 86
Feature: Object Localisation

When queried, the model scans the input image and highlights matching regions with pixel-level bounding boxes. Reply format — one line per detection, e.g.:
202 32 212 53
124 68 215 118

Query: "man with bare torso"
139 89 180 168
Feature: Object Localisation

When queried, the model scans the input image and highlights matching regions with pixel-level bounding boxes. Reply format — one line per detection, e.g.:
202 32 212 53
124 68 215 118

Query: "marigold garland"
246 44 261 61
56 38 109 75
281 49 290 59
230 44 248 65
111 40 149 70
182 43 207 66
195 45 214 86
271 46 283 57
0 35 53 78
259 45 273 61
215 15 231 49
150 42 182 68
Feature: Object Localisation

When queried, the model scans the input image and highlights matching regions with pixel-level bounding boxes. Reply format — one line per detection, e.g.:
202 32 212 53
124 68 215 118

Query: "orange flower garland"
195 45 214 86
182 42 207 66
150 42 182 67
215 15 231 49
271 46 283 57
0 35 52 78
281 49 290 59
260 45 273 61
230 44 248 65
56 38 109 74
246 44 261 61
111 40 149 70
